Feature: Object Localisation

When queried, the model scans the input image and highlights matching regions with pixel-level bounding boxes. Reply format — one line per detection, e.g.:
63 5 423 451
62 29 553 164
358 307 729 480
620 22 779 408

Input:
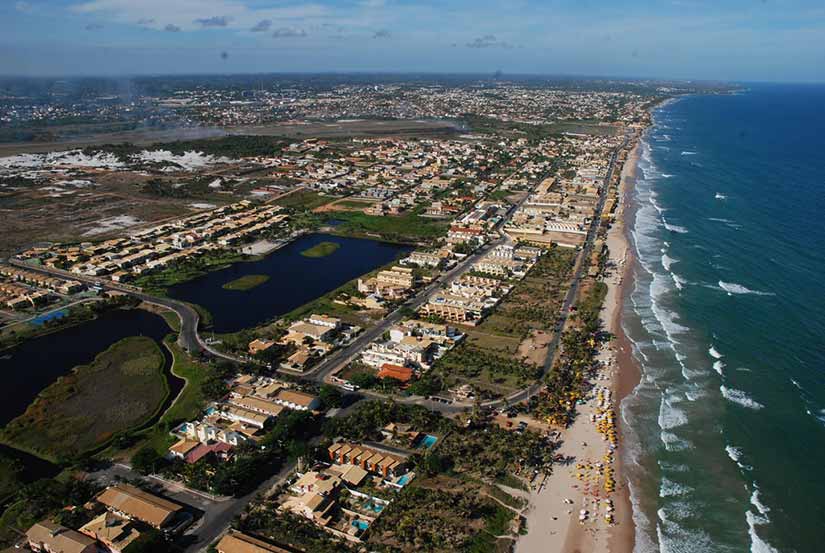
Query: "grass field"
299 241 340 258
274 189 338 210
431 343 539 398
221 274 270 291
0 336 168 461
329 210 448 242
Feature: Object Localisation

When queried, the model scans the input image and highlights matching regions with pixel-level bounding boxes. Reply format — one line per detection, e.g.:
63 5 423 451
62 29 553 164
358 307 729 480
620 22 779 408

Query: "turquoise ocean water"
620 85 825 553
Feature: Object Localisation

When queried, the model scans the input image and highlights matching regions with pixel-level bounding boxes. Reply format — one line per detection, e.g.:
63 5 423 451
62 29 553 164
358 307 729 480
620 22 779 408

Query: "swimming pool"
351 520 369 531
418 434 438 449
397 474 412 486
364 501 384 513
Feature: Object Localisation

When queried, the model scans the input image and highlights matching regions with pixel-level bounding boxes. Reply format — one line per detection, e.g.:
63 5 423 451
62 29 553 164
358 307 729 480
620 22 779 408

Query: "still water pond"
167 233 411 333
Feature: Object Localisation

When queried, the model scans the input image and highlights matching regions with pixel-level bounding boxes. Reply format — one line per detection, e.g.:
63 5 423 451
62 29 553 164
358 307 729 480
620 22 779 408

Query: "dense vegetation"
84 135 288 161
367 486 514 552
532 280 607 426
432 343 540 398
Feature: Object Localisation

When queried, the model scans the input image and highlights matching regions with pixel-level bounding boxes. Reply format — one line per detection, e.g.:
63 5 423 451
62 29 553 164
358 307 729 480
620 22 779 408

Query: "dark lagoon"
0 308 177 428
167 233 411 333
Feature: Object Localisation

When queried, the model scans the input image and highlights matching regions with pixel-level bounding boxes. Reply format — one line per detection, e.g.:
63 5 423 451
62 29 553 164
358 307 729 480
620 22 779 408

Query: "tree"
131 446 163 475
122 528 167 553
318 384 342 409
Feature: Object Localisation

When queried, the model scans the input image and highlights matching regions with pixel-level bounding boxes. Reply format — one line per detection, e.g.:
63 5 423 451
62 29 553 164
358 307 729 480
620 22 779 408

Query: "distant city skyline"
2 0 824 82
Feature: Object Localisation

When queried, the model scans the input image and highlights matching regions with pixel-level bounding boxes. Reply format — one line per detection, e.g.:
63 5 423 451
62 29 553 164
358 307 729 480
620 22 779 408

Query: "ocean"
620 84 825 553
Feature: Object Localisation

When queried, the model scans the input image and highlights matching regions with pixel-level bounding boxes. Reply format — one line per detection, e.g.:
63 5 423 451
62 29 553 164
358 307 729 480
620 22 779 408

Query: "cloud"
373 29 391 39
85 23 104 31
251 19 272 32
272 27 307 38
164 23 181 32
195 15 231 27
466 34 512 49
15 1 32 13
137 18 155 25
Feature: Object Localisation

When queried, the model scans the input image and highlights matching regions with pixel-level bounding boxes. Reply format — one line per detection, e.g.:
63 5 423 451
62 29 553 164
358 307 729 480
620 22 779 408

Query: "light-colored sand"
516 142 639 553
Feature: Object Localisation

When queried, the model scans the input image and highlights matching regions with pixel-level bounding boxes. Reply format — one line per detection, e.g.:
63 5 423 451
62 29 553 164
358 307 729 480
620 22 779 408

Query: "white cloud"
69 0 329 32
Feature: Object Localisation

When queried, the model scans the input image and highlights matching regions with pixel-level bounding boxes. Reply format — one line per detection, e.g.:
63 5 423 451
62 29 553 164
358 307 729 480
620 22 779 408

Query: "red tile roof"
378 364 414 383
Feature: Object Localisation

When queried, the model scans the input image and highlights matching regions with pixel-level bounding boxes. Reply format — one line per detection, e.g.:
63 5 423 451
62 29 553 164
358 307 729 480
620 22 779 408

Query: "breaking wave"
718 281 773 296
720 386 764 410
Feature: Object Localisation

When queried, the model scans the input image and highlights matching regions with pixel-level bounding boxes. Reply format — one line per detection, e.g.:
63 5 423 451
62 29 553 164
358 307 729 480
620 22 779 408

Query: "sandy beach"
515 141 642 553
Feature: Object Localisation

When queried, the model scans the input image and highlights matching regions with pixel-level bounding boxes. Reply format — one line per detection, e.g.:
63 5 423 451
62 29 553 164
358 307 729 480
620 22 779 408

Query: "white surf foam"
659 476 693 498
720 386 764 410
713 360 726 375
715 193 727 199
663 220 689 234
671 273 686 290
725 445 743 463
658 394 689 430
718 281 773 296
662 254 678 271
709 346 723 359
660 431 692 451
746 488 779 553
680 151 697 155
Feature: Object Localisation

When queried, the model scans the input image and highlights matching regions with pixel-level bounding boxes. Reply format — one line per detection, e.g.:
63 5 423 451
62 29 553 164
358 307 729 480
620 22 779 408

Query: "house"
95 484 182 530
168 439 201 460
248 338 277 355
26 520 97 553
216 531 294 553
280 348 312 372
229 395 285 418
377 364 414 383
327 443 408 478
275 389 320 411
79 512 142 553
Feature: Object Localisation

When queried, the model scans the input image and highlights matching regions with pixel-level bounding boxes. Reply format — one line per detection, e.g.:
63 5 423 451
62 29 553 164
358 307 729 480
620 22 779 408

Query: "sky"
1 0 824 82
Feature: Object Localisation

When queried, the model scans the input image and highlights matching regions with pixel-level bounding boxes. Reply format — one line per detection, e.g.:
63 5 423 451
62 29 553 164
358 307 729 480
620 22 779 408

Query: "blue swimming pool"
397 474 411 486
418 434 438 449
364 501 384 513
351 520 369 531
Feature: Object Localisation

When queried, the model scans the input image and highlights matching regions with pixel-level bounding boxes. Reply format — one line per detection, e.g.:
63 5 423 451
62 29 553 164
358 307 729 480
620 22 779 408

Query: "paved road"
7 258 246 365
324 132 632 415
303 188 532 386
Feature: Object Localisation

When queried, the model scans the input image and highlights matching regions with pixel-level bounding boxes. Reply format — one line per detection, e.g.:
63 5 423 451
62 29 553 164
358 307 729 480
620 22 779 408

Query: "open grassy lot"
0 336 168 461
430 343 540 399
477 247 576 339
329 209 448 242
299 241 340 258
274 189 338 210
221 273 270 291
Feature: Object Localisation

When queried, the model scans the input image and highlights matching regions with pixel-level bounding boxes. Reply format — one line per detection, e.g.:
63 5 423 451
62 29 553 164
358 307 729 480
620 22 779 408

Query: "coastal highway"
483 130 632 409
325 131 632 416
